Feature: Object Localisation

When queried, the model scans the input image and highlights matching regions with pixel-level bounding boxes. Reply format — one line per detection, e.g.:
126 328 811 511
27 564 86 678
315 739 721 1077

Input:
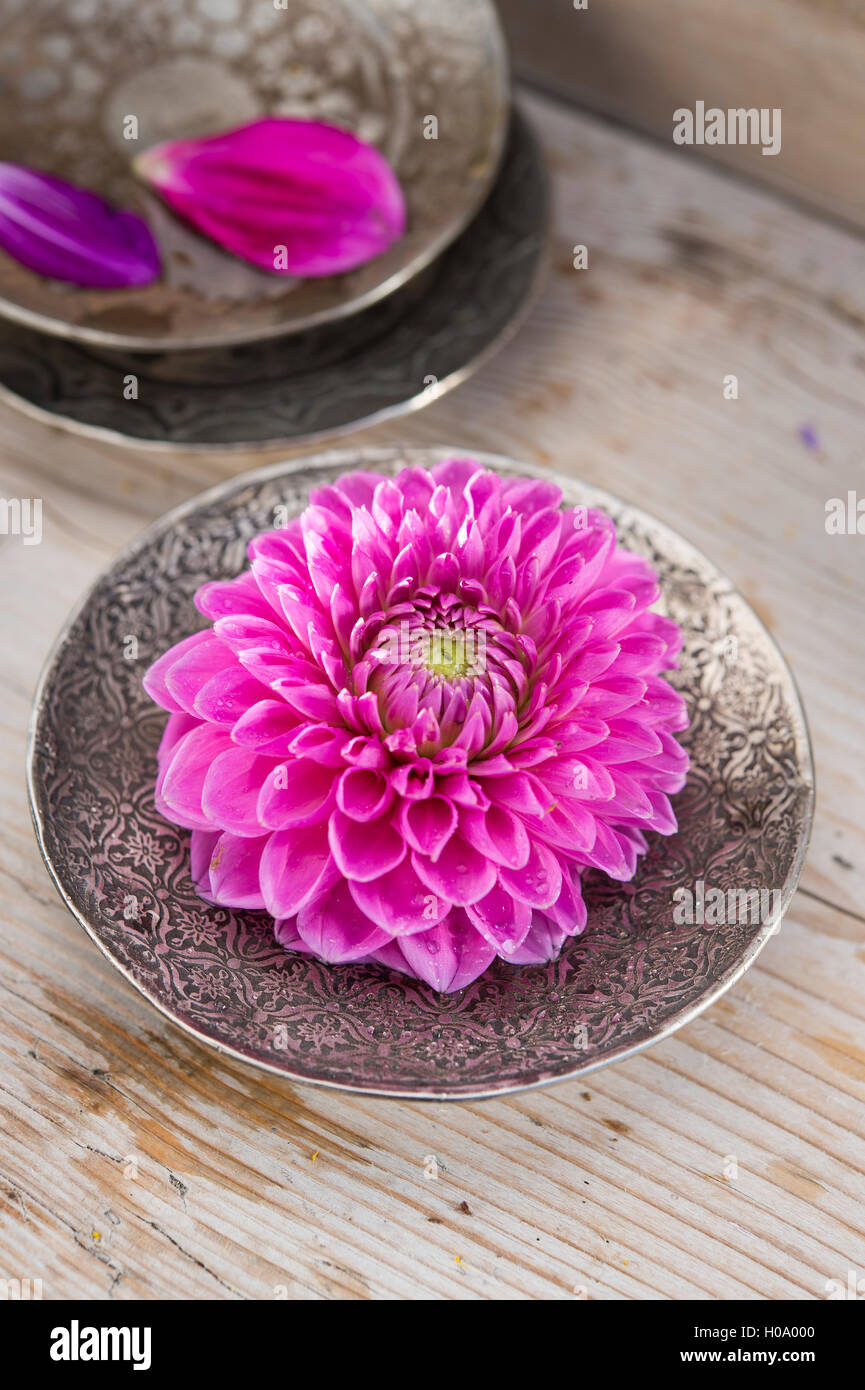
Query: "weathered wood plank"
0 90 862 1299
498 0 865 231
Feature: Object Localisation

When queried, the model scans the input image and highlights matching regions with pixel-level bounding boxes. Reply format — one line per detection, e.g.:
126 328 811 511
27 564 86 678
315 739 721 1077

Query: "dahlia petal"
430 456 484 494
398 910 497 992
499 839 562 909
349 854 449 935
143 630 213 713
258 759 337 829
195 573 273 623
136 119 405 277
482 771 548 817
194 666 272 726
157 724 234 831
507 914 571 965
593 718 663 762
259 823 336 919
337 767 394 821
399 795 457 860
296 879 390 962
201 747 275 838
501 478 562 514
458 804 530 869
328 809 406 881
189 829 221 898
576 819 633 879
286 724 349 766
577 589 638 640
366 937 410 974
528 799 597 854
390 759 435 799
466 883 532 954
613 631 670 673
273 917 315 955
569 641 621 682
213 613 293 656
163 635 237 714
578 676 647 717
208 833 268 910
412 833 497 906
231 699 301 755
518 508 563 569
156 711 200 767
643 790 680 834
270 679 340 722
394 467 436 511
545 865 588 933
642 676 690 730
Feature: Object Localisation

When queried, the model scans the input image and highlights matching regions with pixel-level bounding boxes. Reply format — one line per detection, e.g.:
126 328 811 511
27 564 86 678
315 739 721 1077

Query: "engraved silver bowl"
0 0 508 351
27 447 815 1099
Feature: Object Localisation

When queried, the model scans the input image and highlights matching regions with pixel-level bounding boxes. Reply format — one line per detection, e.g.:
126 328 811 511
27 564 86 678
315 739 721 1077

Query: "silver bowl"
0 0 508 351
27 447 815 1100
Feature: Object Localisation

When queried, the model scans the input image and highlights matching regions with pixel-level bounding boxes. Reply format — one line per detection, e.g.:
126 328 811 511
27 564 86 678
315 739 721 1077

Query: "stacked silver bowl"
0 0 546 449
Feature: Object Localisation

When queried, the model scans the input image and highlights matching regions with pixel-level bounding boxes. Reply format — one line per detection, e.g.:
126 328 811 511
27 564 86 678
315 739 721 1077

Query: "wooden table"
1 90 863 1301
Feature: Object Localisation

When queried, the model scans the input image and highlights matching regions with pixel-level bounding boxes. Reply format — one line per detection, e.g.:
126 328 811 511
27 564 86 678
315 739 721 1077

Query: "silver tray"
27 447 815 1100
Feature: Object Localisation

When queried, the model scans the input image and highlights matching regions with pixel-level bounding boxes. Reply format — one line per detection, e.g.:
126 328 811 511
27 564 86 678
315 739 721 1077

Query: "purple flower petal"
0 162 159 287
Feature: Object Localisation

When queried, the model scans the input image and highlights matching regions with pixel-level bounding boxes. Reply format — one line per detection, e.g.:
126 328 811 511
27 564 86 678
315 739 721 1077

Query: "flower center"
421 627 477 679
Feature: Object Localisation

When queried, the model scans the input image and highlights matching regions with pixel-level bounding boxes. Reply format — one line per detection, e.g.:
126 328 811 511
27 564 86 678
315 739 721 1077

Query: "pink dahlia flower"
143 460 689 992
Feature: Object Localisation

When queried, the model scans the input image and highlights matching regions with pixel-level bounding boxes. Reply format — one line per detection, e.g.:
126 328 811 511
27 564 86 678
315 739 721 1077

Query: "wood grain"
0 90 863 1300
498 0 865 232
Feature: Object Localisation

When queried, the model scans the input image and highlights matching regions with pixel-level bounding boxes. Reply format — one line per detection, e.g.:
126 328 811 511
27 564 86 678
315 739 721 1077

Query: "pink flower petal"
328 808 406 882
398 910 497 992
257 759 337 830
259 823 337 919
413 832 498 907
466 883 532 955
189 828 220 897
144 630 212 713
507 914 571 965
163 635 237 714
201 746 275 838
398 796 457 860
297 879 390 962
336 767 394 821
157 724 233 831
458 804 530 869
499 840 563 909
231 699 301 756
208 833 269 910
135 118 405 277
349 855 449 936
